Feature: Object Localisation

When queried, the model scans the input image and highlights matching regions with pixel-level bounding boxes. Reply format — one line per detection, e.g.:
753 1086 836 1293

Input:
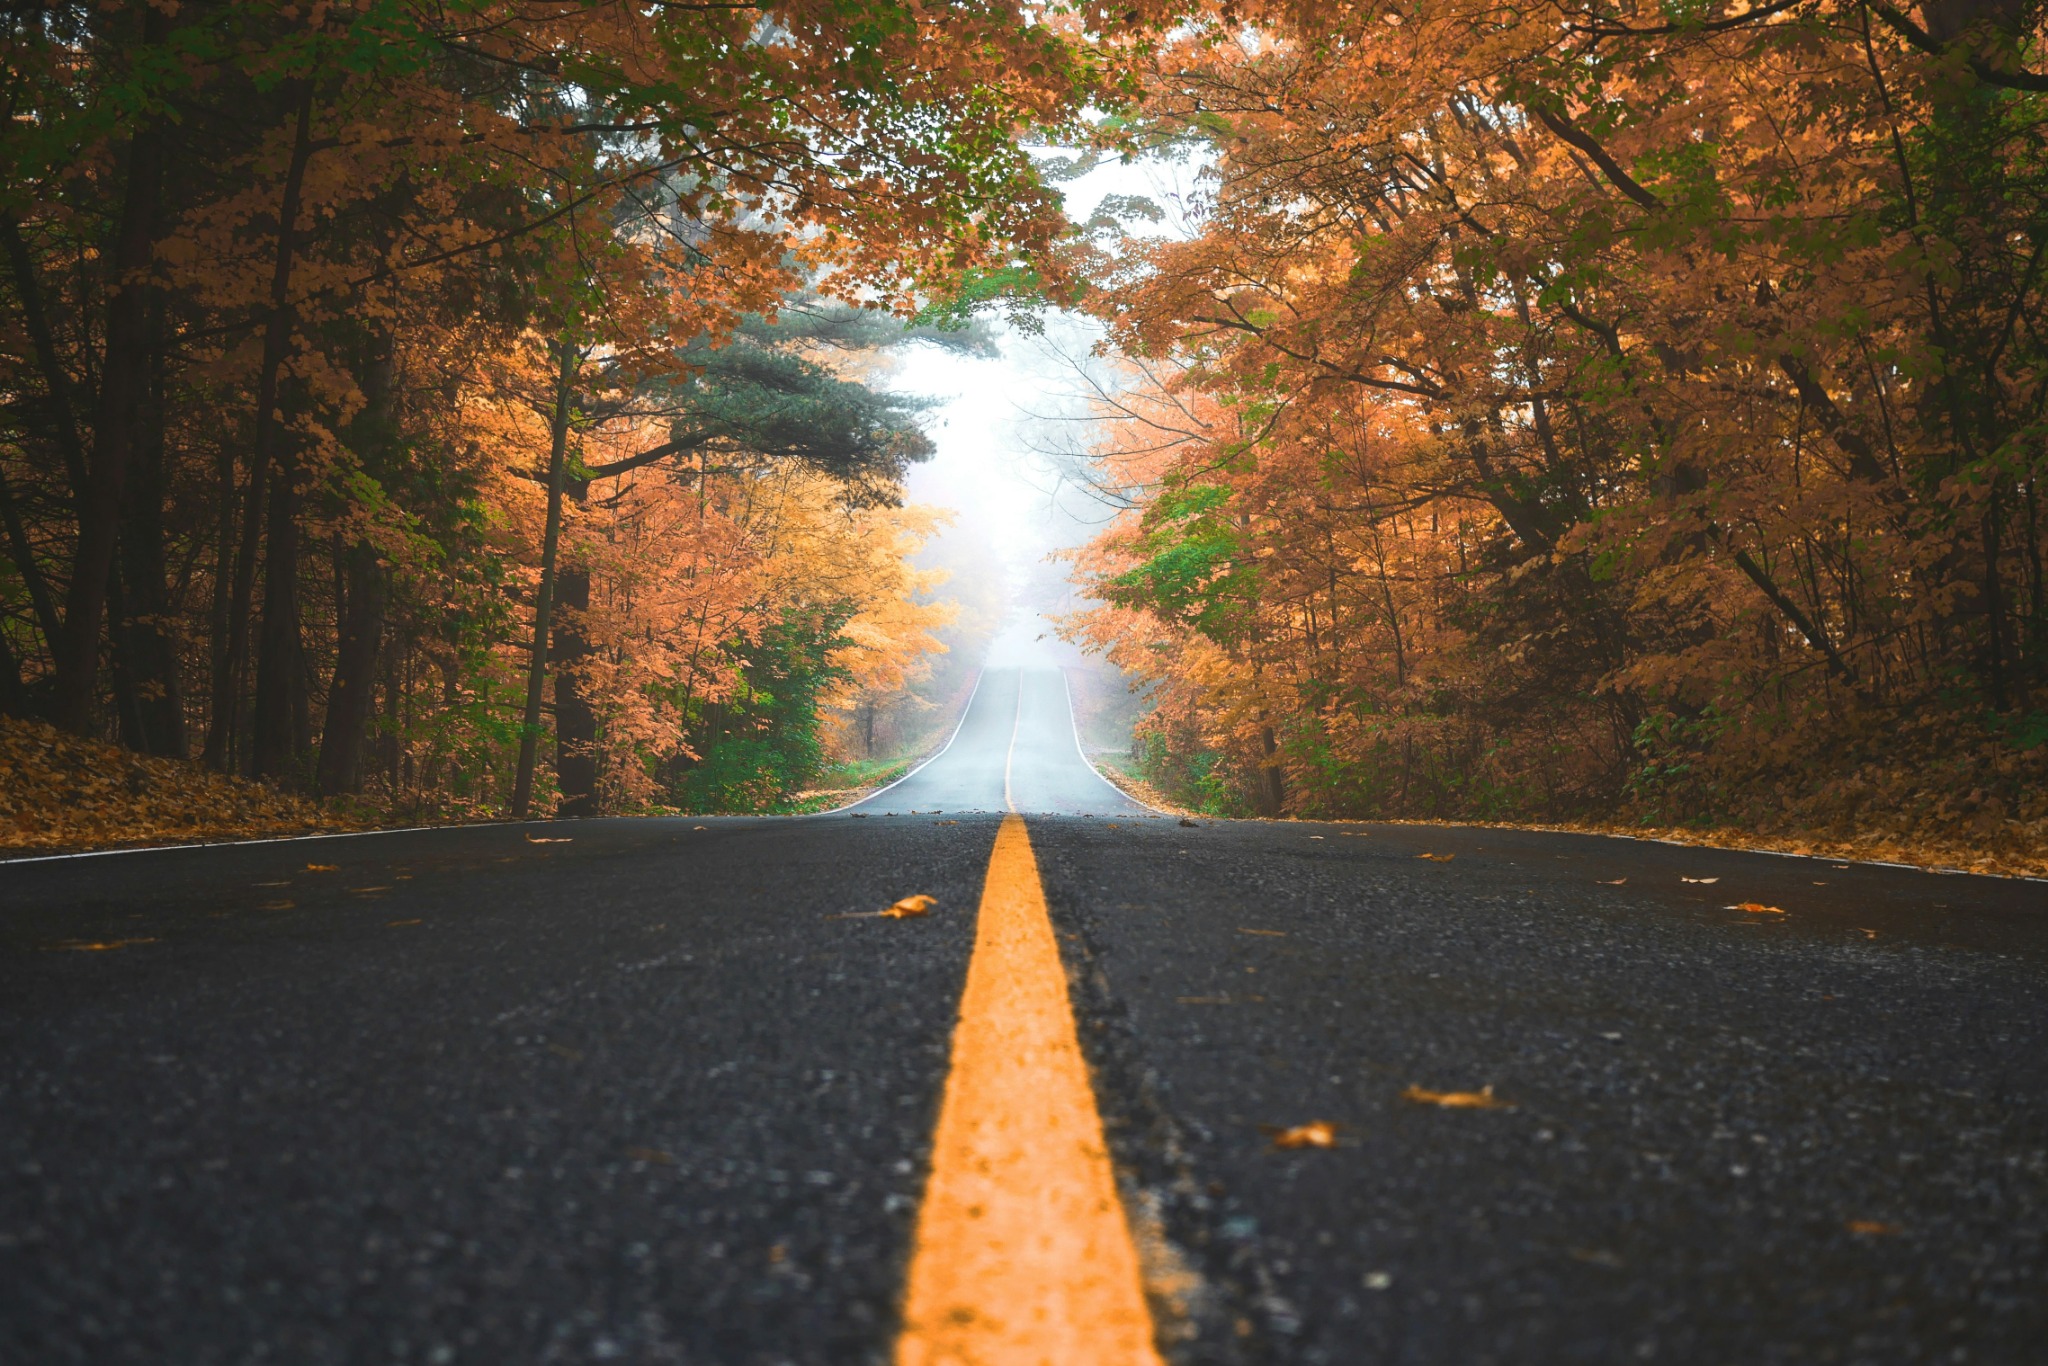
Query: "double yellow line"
894 814 1165 1366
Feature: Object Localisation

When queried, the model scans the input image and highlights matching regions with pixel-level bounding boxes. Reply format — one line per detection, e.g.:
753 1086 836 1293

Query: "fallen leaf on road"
261 900 294 910
625 1146 676 1166
1727 902 1786 914
386 919 422 927
1847 1219 1901 1236
524 834 571 844
351 886 392 894
1855 927 1880 939
933 819 958 825
1238 927 1287 937
304 863 338 872
1178 817 1198 827
1268 1121 1338 1150
1682 876 1719 884
1417 852 1455 862
1308 835 1325 840
1403 1084 1514 1110
44 937 158 952
1598 878 1627 885
880 894 937 919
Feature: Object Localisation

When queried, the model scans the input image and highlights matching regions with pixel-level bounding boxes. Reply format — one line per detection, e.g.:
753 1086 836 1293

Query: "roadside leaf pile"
0 716 340 851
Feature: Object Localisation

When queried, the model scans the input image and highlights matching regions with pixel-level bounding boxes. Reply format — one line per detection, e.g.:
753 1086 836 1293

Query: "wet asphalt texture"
2 669 2044 1365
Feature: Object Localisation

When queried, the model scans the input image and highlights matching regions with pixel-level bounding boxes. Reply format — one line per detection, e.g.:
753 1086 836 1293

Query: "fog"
883 151 1205 699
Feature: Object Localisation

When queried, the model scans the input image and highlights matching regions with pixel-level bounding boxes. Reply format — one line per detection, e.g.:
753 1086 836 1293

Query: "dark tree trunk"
314 335 398 796
315 541 386 795
242 82 320 784
202 441 238 770
0 626 27 717
552 501 599 818
1255 722 1286 817
52 23 166 734
105 564 147 750
115 310 186 757
251 444 310 783
0 464 60 655
512 341 578 817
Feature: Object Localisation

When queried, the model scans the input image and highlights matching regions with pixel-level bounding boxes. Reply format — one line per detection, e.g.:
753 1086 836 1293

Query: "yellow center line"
895 815 1165 1366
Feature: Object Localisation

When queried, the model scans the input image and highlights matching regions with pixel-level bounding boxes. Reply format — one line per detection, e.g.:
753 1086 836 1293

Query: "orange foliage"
1062 1 2048 859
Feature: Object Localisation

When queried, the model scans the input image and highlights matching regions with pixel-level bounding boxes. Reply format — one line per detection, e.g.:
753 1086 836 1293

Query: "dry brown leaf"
1237 927 1287 937
524 834 571 844
1728 902 1787 914
1403 1084 1515 1110
386 919 422 927
1855 927 1880 939
304 863 338 872
1846 1219 1901 1236
1269 1120 1338 1149
1682 876 1719 884
880 894 937 919
933 819 958 825
625 1146 676 1166
1417 852 1455 862
261 900 295 910
1598 877 1627 885
44 937 158 952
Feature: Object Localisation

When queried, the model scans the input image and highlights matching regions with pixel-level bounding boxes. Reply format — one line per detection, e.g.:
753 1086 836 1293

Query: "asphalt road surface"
4 665 2044 1364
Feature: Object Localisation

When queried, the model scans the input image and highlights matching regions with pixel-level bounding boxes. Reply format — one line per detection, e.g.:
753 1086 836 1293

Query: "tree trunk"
512 341 578 817
116 309 186 757
0 625 26 718
245 85 320 783
252 442 310 783
201 442 238 769
1255 722 1286 817
314 541 386 795
552 525 599 818
51 26 166 734
314 335 401 795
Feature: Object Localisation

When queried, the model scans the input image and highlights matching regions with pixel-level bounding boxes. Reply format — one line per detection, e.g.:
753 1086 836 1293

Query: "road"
3 665 2044 1364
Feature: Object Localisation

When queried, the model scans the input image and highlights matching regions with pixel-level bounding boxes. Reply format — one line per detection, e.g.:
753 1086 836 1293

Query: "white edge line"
805 668 987 817
1308 819 2048 885
0 818 533 867
1062 669 1165 816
